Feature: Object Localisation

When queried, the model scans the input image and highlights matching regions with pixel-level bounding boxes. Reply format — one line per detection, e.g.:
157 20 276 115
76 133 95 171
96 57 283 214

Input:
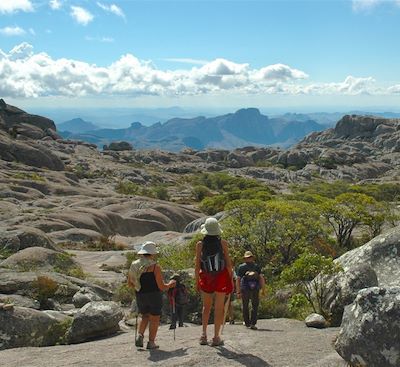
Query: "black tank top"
138 266 159 293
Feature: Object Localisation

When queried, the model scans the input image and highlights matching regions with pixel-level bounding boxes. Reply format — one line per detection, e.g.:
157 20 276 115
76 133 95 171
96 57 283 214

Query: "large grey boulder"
0 294 40 309
66 301 124 343
0 227 60 253
323 264 378 326
335 287 400 367
72 287 103 308
0 306 72 350
335 226 400 288
0 247 80 274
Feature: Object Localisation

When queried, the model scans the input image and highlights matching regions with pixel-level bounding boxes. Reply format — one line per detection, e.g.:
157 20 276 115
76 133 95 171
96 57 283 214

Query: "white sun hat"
200 217 223 236
137 241 158 255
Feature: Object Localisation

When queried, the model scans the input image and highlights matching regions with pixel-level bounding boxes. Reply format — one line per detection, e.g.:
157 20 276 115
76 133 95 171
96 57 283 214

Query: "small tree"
319 193 375 249
281 252 342 319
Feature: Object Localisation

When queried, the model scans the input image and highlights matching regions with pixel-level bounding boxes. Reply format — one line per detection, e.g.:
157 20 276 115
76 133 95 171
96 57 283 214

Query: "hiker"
236 251 265 330
168 273 189 329
195 217 234 346
127 241 176 350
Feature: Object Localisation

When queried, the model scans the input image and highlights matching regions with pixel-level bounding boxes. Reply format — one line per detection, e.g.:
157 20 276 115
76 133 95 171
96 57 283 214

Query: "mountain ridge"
60 108 324 151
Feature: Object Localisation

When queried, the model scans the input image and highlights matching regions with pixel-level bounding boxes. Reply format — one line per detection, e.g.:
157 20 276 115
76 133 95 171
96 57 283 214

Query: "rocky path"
0 319 346 367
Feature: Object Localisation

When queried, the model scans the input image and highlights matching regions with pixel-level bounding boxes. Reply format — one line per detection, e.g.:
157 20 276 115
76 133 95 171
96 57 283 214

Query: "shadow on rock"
217 346 272 367
147 348 188 362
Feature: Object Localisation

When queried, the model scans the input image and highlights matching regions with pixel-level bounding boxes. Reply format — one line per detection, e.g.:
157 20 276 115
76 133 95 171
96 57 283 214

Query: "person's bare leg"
139 314 149 335
148 314 160 342
202 292 213 336
214 292 226 339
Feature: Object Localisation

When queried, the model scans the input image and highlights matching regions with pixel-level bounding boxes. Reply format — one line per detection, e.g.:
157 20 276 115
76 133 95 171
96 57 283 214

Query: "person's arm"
221 239 232 277
194 241 202 292
154 264 176 291
127 269 135 289
236 266 242 298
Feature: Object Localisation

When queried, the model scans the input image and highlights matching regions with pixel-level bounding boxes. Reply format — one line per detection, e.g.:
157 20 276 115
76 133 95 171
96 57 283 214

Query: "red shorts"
198 268 233 294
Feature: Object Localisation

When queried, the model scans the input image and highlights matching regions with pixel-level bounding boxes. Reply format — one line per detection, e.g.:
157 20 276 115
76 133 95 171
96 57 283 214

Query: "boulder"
323 264 378 326
0 247 79 274
335 226 400 288
0 306 72 350
72 287 103 308
335 287 400 367
66 301 124 343
305 313 327 329
0 294 40 309
0 227 60 253
105 141 133 151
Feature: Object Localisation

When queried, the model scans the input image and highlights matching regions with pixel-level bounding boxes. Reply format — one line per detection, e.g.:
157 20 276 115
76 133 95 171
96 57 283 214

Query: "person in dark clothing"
236 251 265 330
128 241 176 349
168 274 188 329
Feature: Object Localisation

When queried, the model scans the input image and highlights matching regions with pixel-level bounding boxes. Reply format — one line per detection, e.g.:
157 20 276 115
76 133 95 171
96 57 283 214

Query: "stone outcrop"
0 306 72 350
66 301 124 343
323 264 379 326
335 287 400 367
305 313 327 329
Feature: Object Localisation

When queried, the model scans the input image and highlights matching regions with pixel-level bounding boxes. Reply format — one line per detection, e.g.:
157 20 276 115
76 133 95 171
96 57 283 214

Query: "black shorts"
136 291 162 316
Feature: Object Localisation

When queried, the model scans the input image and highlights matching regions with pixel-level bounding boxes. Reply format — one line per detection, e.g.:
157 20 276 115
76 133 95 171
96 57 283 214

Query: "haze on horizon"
1 0 400 115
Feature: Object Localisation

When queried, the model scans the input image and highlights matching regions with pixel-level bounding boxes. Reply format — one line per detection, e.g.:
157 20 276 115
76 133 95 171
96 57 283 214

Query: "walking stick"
172 298 176 341
134 313 138 342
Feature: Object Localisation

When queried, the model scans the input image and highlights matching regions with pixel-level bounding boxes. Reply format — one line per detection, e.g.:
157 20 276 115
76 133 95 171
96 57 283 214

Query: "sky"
1 0 400 112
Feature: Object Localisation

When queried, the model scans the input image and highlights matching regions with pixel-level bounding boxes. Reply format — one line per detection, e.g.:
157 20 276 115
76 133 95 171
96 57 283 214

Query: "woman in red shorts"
195 217 233 346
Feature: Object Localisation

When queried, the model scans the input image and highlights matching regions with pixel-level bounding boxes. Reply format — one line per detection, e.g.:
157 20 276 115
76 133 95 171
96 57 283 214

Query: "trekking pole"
134 313 138 342
172 298 176 341
221 293 231 336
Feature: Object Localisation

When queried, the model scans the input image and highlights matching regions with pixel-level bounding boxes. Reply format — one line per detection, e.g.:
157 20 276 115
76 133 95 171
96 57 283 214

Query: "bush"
13 172 45 181
192 185 211 201
281 252 342 319
89 236 127 251
33 276 59 307
152 185 170 200
116 181 140 195
114 284 136 306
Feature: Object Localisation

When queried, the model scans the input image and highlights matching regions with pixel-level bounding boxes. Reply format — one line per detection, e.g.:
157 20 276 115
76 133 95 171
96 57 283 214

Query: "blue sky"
1 0 400 111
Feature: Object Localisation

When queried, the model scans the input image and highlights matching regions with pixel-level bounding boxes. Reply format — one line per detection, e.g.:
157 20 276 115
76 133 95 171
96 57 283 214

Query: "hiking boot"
169 324 176 330
178 323 184 327
199 334 208 345
135 334 144 348
229 320 235 325
243 322 250 328
146 341 159 350
250 325 258 330
211 336 224 347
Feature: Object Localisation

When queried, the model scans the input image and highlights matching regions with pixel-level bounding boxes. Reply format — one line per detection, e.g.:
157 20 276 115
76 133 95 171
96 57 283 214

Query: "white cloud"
97 2 125 19
49 0 62 10
352 0 400 11
86 36 115 43
70 6 94 26
163 58 208 66
0 26 26 36
0 0 33 14
0 43 395 99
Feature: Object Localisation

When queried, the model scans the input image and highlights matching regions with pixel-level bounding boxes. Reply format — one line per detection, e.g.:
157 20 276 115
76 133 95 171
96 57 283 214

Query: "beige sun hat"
244 251 255 258
137 241 158 255
200 217 222 236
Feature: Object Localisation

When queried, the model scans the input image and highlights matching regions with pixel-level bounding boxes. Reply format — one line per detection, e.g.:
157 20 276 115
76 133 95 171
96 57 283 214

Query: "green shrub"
13 172 45 181
114 283 136 306
33 276 59 306
192 185 211 201
116 181 140 195
89 236 127 251
152 185 170 200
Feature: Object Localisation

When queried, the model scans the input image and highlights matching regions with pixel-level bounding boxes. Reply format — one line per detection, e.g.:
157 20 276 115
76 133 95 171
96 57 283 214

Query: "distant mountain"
60 108 325 151
56 118 100 133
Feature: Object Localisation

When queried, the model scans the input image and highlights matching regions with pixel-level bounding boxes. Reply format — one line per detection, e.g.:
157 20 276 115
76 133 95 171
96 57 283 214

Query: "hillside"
60 108 324 151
